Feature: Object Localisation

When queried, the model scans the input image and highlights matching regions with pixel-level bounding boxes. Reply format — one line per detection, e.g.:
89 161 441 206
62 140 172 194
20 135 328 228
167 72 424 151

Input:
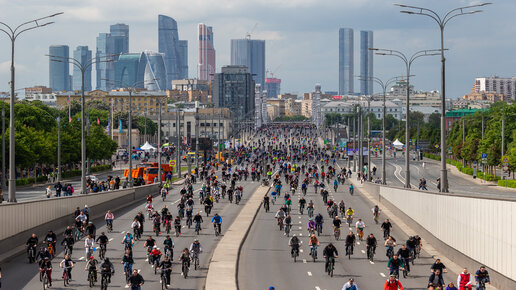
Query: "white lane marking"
361 250 366 254
298 221 302 224
300 249 304 253
307 271 312 276
370 261 375 265
79 256 84 260
299 233 303 236
303 259 307 263
315 287 321 290
298 216 301 219
182 226 186 228
349 227 352 231
145 258 148 262
380 272 386 277
357 242 360 245
298 226 302 230
109 238 113 241
121 231 126 234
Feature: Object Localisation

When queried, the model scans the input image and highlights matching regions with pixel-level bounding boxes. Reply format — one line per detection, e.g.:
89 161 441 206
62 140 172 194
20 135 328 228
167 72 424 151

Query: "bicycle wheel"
89 272 94 287
183 264 188 279
43 275 48 290
403 268 407 278
63 271 68 286
101 275 108 290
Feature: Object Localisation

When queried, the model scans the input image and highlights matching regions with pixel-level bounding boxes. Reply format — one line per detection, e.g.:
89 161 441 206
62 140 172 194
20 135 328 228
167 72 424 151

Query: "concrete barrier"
360 182 515 289
0 184 159 263
205 184 269 290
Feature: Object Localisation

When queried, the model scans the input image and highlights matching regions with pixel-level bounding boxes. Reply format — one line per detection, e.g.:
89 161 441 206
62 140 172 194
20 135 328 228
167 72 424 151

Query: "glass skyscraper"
230 38 265 88
360 30 374 95
49 45 70 92
73 46 92 91
213 65 255 121
198 24 216 81
158 15 189 89
114 51 167 91
96 24 129 91
339 28 354 95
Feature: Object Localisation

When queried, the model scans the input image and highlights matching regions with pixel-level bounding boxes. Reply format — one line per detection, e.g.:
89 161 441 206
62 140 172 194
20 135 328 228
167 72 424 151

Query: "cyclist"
387 254 405 277
342 278 359 290
194 212 203 231
63 225 73 237
150 246 162 267
308 234 320 258
406 236 418 259
59 254 74 281
36 247 51 262
158 255 172 287
307 218 316 234
458 268 473 290
44 230 57 253
85 222 97 239
121 232 134 250
144 236 156 253
105 210 114 229
180 248 191 276
355 218 365 240
163 235 174 260
190 239 203 257
333 216 342 235
333 179 339 191
284 214 292 235
323 243 338 273
135 211 145 232
26 233 39 258
397 245 411 274
315 213 324 233
428 269 445 290
270 190 278 204
345 231 356 256
127 269 145 290
384 274 404 290
372 205 380 221
299 196 306 213
96 232 109 255
39 256 53 287
288 234 300 257
85 255 99 283
385 236 397 257
100 257 114 283
338 200 346 217
475 266 490 289
174 216 182 235
263 194 270 211
381 219 393 240
366 233 377 257
84 234 95 257
61 234 75 255
211 213 222 235
431 258 448 275
348 184 354 194
121 250 134 279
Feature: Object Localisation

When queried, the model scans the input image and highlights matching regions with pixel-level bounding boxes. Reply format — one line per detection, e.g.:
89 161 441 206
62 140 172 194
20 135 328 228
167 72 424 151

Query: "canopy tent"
392 139 404 150
140 141 156 151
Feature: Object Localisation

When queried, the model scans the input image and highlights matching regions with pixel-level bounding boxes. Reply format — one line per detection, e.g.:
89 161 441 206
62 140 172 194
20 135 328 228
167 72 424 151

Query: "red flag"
97 118 100 124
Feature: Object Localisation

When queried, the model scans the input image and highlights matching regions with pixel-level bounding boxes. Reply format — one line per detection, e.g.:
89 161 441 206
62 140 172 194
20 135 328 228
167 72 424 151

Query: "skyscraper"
114 51 167 91
73 46 92 91
265 78 281 98
96 24 129 90
360 30 373 95
212 66 255 121
198 24 216 81
49 45 70 92
158 15 189 89
230 38 265 88
339 28 354 95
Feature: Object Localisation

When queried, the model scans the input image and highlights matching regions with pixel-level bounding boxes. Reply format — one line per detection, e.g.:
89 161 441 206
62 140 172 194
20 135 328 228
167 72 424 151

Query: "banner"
119 119 123 133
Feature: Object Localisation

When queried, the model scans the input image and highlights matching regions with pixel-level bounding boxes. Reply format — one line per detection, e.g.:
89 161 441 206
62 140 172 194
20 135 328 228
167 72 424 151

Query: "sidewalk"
205 183 270 290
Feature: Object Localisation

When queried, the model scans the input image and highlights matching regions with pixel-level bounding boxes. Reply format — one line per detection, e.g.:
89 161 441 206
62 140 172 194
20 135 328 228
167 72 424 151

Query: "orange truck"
124 162 173 184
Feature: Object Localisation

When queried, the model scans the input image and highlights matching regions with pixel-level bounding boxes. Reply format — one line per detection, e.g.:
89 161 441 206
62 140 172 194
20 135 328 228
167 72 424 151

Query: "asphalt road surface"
2 171 261 289
239 159 459 290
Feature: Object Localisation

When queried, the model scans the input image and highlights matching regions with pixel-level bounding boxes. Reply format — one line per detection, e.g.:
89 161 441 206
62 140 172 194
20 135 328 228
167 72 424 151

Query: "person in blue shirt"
342 278 359 290
211 213 222 235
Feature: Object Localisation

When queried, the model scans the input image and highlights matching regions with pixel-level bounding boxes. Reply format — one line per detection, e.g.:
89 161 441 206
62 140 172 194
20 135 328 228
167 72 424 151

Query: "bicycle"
214 223 221 236
123 263 132 283
373 212 379 224
41 268 50 289
386 246 394 259
291 246 299 262
477 278 487 290
346 244 353 259
160 269 171 289
165 221 172 234
62 267 71 286
134 228 141 241
357 228 364 241
186 216 193 229
284 223 291 237
326 257 335 277
310 246 317 262
153 256 160 275
389 267 400 280
106 220 113 233
367 246 375 262
175 225 181 237
307 207 314 218
182 260 189 279
99 243 107 260
154 224 161 237
347 216 353 227
299 204 304 215
402 265 408 278
316 223 323 236
195 222 202 235
277 217 284 231
192 251 200 270
88 268 96 287
334 227 340 240
100 272 110 290
27 246 36 263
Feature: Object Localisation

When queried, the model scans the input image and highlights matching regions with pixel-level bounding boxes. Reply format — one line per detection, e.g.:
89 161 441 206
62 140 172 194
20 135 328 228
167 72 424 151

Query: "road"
239 159 459 290
2 171 261 289
374 156 515 199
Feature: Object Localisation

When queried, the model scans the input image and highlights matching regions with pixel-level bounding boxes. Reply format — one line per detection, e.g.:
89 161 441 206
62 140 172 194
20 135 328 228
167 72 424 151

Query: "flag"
119 119 123 133
88 118 91 126
97 118 100 125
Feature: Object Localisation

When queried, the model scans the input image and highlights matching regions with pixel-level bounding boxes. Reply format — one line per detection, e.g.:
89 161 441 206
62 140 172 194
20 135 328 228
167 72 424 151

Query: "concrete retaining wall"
0 184 158 262
377 185 516 288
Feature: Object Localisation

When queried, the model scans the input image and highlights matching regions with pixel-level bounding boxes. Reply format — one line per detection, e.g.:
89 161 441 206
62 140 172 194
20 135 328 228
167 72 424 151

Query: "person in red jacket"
457 268 472 290
384 274 404 290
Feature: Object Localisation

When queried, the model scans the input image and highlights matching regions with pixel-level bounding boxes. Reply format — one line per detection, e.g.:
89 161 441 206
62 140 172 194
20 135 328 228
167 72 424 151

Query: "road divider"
205 183 270 290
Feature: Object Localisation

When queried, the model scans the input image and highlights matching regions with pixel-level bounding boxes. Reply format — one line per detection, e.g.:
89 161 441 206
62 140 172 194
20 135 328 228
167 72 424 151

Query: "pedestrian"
45 186 52 198
54 181 62 197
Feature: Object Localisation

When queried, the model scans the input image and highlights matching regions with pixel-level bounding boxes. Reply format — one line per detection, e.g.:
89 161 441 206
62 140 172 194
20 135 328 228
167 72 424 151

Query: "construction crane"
266 64 282 79
246 23 258 39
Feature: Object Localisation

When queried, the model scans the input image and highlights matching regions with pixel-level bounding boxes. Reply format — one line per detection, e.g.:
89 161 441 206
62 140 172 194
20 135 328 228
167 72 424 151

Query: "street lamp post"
395 2 491 191
0 12 63 202
49 54 113 194
371 48 441 188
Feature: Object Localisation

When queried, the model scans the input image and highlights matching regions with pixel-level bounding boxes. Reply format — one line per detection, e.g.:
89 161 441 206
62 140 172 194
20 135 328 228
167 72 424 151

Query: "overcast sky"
0 0 512 98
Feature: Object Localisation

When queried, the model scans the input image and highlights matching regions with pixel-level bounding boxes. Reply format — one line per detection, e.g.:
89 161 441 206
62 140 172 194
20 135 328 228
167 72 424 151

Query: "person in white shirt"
342 278 359 290
84 234 95 257
355 219 365 231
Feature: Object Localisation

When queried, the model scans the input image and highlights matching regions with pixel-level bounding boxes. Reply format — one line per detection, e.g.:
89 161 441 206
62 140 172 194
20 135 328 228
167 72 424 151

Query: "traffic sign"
503 165 509 172
481 153 487 159
502 155 509 166
169 160 176 167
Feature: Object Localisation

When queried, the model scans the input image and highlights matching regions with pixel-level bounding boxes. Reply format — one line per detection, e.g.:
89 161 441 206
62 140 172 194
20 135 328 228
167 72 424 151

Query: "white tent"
392 139 404 150
140 141 156 152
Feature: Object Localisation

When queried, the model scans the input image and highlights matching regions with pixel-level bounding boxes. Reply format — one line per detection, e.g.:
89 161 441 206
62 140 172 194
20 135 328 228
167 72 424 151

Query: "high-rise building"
158 15 189 89
265 78 281 98
360 30 373 95
474 76 516 100
49 45 70 92
339 28 354 95
96 24 129 90
114 51 167 91
230 38 265 87
198 24 216 81
73 46 92 91
212 66 255 121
